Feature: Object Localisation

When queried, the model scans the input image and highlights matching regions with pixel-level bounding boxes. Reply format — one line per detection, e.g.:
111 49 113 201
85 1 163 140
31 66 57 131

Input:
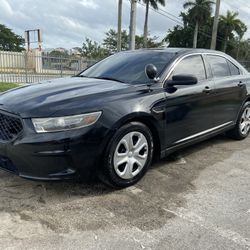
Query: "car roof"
123 47 242 63
120 47 228 57
137 47 225 55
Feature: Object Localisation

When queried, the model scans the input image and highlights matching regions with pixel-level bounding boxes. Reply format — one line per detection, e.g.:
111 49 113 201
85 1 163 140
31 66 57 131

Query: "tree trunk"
223 39 228 52
236 39 241 60
143 1 149 48
193 21 199 48
210 0 221 49
129 0 137 50
223 30 228 52
117 0 123 52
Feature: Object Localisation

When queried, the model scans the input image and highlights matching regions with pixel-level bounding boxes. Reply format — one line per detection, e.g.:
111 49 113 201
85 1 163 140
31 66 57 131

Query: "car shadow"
0 134 238 200
0 133 245 233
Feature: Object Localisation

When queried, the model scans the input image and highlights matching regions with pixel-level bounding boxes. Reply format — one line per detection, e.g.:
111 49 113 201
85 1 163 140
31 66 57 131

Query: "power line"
148 2 227 42
137 1 216 41
137 2 183 26
136 0 239 48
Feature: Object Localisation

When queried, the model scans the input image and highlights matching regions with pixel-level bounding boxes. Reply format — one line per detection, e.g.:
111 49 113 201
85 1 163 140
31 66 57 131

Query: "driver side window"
170 55 207 82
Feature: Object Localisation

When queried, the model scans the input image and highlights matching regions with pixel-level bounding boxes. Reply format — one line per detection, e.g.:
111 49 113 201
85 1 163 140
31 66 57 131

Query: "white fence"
0 50 96 83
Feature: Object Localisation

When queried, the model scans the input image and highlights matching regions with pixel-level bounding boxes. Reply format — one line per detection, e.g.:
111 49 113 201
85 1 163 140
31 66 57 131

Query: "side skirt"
160 123 235 158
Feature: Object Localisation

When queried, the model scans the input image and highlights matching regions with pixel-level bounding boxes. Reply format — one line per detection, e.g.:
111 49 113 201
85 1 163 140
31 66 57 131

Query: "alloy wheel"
240 107 250 135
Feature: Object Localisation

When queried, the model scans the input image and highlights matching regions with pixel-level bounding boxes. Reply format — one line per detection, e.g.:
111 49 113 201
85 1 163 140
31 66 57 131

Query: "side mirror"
145 64 158 80
167 74 198 86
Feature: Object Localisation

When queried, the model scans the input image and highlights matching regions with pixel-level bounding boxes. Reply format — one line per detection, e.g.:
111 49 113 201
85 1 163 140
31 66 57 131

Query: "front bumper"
0 118 107 180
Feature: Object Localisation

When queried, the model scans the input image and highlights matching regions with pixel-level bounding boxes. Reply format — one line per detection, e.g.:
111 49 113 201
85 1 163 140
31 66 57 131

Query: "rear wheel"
100 122 154 188
227 102 250 140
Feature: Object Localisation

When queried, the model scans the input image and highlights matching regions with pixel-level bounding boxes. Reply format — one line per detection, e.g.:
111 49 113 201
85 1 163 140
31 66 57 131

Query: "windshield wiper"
75 74 87 77
91 76 124 83
74 75 124 83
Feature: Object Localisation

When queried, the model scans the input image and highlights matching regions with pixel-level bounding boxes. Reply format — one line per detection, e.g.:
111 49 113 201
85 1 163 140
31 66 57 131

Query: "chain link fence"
0 50 96 84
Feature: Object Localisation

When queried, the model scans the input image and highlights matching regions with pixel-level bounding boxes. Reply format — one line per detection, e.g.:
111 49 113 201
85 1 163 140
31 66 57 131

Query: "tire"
99 122 154 188
227 102 250 140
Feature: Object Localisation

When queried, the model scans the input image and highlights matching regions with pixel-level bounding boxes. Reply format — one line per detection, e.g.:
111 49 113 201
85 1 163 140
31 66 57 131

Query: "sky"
0 0 250 50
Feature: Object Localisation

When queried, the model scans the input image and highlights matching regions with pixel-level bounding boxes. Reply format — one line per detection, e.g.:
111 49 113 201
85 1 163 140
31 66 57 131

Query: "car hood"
0 77 131 118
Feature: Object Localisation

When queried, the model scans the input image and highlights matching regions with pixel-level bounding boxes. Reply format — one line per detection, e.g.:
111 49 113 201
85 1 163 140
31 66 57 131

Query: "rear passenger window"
171 55 206 81
207 55 230 78
227 60 240 75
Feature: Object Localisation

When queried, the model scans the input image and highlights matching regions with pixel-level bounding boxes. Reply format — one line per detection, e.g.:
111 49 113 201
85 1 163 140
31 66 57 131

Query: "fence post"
60 56 63 77
24 51 28 83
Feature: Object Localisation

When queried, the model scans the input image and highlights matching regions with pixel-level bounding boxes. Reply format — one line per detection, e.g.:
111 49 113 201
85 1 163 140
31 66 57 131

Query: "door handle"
238 81 244 87
203 86 211 94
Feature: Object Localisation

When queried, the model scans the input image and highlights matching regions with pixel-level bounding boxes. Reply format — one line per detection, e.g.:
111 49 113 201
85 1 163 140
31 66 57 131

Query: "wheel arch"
112 113 162 161
244 96 250 104
233 97 250 124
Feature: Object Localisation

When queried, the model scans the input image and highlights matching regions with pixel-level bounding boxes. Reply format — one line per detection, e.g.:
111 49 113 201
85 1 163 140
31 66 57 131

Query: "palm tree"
210 0 220 49
183 0 214 48
129 0 137 50
220 11 247 52
142 0 165 48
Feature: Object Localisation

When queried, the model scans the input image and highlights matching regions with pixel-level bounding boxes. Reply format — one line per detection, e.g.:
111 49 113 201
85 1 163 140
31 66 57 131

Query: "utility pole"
210 0 221 50
117 0 123 52
129 0 137 50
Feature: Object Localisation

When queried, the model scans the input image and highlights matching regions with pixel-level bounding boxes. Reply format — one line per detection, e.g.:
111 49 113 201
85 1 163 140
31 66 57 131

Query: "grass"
0 82 19 92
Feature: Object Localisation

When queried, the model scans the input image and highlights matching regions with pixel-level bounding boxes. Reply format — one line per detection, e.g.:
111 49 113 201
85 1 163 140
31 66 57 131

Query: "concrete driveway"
0 135 250 250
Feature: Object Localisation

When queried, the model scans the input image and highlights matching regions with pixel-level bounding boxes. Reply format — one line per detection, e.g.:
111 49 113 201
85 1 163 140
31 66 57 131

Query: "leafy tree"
103 29 129 53
183 0 214 48
220 11 247 52
103 29 162 53
49 50 69 58
135 34 162 49
239 40 250 62
82 38 109 60
141 0 165 48
163 2 249 62
164 25 193 47
164 11 214 49
0 24 25 51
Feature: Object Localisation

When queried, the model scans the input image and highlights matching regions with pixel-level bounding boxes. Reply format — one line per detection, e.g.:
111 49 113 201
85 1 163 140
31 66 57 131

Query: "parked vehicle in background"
0 48 249 187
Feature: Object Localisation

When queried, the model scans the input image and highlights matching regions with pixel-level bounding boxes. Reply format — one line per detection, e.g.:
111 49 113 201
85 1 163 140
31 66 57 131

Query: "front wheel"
227 102 250 140
100 122 154 188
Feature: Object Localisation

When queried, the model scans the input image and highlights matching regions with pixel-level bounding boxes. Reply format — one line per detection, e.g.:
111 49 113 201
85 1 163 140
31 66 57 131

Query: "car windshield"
79 51 174 84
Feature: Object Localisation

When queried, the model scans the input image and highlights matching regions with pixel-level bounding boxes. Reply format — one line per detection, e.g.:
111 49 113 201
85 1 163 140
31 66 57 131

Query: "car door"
163 54 216 147
206 54 247 127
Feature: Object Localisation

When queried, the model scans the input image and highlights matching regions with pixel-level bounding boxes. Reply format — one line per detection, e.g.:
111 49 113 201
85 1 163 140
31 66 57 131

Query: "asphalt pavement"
0 134 250 250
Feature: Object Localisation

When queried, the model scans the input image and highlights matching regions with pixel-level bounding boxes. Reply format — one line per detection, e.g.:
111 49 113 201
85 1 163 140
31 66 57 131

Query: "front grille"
0 112 23 141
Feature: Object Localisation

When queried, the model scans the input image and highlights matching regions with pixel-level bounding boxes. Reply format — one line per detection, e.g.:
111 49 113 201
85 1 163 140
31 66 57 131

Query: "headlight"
32 111 102 133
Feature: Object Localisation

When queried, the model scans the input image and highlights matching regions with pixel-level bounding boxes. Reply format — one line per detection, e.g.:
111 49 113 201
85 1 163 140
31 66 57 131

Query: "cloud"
0 0 249 49
0 0 14 15
79 0 99 9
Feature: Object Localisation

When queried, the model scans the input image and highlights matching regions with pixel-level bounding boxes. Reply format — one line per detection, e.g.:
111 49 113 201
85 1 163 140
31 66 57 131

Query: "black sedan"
0 48 249 187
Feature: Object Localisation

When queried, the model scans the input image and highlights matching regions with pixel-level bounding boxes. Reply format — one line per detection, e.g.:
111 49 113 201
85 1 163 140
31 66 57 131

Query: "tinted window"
207 55 230 78
171 55 206 81
227 60 240 75
80 51 174 84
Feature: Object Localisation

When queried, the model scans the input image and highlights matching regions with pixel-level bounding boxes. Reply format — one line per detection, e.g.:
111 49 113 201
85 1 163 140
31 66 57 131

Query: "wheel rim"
113 131 149 180
240 107 250 135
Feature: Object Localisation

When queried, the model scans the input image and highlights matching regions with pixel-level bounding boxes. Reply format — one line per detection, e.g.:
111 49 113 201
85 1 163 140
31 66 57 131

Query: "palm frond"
183 1 195 9
150 0 158 9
